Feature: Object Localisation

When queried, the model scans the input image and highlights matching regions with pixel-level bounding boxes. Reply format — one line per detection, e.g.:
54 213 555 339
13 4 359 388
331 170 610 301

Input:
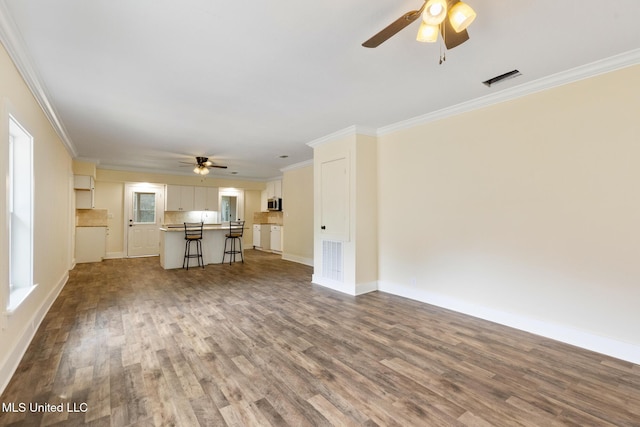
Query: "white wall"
0 43 73 393
377 65 640 362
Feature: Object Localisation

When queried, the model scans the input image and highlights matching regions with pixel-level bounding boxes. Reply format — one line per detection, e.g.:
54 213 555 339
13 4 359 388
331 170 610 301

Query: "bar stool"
222 220 245 264
183 222 204 269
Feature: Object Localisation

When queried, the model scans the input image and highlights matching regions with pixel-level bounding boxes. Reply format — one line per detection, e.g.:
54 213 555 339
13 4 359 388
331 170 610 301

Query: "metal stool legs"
222 220 245 265
183 222 204 269
222 235 244 264
183 238 204 269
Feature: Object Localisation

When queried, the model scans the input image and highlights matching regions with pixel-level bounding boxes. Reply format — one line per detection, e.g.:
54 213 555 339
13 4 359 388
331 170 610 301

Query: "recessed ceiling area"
1 0 639 179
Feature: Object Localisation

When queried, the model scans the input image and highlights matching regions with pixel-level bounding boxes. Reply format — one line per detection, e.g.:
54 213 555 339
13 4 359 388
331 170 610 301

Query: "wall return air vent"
483 69 521 87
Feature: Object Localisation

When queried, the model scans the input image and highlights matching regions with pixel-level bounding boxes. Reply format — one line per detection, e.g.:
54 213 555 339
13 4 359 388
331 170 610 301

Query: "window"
7 115 34 311
133 192 156 223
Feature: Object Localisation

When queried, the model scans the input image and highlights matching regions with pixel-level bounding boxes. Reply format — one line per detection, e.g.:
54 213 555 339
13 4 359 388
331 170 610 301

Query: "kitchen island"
160 224 242 269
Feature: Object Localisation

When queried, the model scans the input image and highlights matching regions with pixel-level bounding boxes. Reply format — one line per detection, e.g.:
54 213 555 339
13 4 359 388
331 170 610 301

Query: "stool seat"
223 220 245 264
183 222 204 269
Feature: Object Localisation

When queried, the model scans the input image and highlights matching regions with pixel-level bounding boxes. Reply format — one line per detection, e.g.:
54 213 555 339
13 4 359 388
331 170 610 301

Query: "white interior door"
125 183 164 257
320 157 349 240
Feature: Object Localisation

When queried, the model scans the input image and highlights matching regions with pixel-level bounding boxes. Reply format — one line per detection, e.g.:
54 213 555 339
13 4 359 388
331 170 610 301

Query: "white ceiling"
1 0 639 180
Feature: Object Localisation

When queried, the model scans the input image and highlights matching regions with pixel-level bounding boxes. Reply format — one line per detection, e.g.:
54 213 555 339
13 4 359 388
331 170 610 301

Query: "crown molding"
378 48 640 136
280 159 313 173
0 1 77 157
306 125 377 148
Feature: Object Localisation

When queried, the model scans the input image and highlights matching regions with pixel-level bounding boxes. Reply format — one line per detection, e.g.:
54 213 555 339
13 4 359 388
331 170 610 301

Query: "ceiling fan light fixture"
448 2 476 33
194 166 210 175
422 0 447 25
416 22 439 43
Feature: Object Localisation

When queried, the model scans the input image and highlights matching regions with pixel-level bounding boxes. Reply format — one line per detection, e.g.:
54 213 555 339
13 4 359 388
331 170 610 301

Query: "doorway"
124 183 164 257
219 188 244 222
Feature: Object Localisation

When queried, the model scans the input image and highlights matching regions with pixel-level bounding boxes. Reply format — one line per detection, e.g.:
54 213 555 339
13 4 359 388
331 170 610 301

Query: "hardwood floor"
1 249 639 426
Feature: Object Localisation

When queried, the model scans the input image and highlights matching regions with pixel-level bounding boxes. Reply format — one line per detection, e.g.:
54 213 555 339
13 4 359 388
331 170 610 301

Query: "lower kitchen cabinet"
253 224 272 249
270 225 282 252
75 226 106 263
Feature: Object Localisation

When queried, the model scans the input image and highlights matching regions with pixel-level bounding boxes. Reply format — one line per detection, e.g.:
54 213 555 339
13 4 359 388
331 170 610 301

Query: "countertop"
161 224 246 232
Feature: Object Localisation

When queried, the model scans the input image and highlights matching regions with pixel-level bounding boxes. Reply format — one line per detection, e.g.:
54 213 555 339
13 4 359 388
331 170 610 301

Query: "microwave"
267 197 282 211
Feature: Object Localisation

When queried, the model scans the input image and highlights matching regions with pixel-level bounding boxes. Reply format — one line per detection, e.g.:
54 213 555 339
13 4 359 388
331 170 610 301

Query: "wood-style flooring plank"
1 250 639 426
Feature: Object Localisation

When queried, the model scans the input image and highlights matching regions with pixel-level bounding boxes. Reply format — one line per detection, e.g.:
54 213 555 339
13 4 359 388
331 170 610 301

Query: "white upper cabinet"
74 175 95 209
266 179 282 199
194 187 219 211
165 185 195 211
167 185 219 211
74 175 94 190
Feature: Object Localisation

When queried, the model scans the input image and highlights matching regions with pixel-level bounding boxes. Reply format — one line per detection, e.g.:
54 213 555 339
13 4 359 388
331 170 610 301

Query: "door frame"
123 182 165 257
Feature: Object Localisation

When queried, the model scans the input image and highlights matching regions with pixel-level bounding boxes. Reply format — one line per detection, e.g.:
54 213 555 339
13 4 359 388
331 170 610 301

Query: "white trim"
6 284 36 313
378 280 640 365
378 48 640 136
105 251 126 260
280 159 313 173
0 2 77 158
306 125 377 148
355 281 378 296
311 274 379 297
0 271 68 395
311 274 355 295
281 253 313 267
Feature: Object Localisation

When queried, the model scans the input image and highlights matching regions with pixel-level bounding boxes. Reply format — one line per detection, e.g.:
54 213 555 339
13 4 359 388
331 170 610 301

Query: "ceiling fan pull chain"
439 24 446 65
438 29 446 65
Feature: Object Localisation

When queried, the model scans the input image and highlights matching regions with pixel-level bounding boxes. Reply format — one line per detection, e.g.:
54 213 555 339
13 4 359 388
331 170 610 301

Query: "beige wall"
282 163 314 265
0 43 73 392
377 65 640 354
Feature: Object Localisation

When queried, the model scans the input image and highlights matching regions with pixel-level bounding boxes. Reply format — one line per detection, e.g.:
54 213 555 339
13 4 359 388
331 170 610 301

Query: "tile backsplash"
253 211 283 225
164 211 219 225
76 209 108 226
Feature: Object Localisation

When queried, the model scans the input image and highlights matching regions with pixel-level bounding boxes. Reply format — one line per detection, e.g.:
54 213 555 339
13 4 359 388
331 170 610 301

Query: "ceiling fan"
362 0 476 49
180 156 228 175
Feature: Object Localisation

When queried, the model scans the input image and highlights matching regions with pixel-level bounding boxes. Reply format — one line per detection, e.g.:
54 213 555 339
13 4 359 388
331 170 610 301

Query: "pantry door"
125 183 164 257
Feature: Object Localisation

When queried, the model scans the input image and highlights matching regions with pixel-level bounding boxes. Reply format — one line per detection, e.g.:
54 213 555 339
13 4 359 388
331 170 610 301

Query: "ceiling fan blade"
362 8 423 48
440 17 469 50
210 165 228 169
440 0 469 50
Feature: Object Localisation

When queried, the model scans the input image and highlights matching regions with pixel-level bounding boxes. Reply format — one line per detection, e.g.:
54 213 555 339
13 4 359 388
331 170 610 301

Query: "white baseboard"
0 271 68 395
105 251 125 259
282 253 313 267
355 281 378 295
378 280 640 365
311 275 378 296
312 274 355 295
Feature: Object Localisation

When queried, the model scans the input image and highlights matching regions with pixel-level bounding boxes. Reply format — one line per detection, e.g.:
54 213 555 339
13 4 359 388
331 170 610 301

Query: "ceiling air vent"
482 69 521 87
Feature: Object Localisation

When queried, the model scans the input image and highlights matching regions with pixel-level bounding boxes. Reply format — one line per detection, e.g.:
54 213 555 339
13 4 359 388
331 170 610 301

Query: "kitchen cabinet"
167 185 219 212
252 224 262 248
165 185 195 211
252 224 271 251
74 175 95 209
266 180 282 199
194 187 219 211
270 225 282 252
75 226 106 263
74 175 93 190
